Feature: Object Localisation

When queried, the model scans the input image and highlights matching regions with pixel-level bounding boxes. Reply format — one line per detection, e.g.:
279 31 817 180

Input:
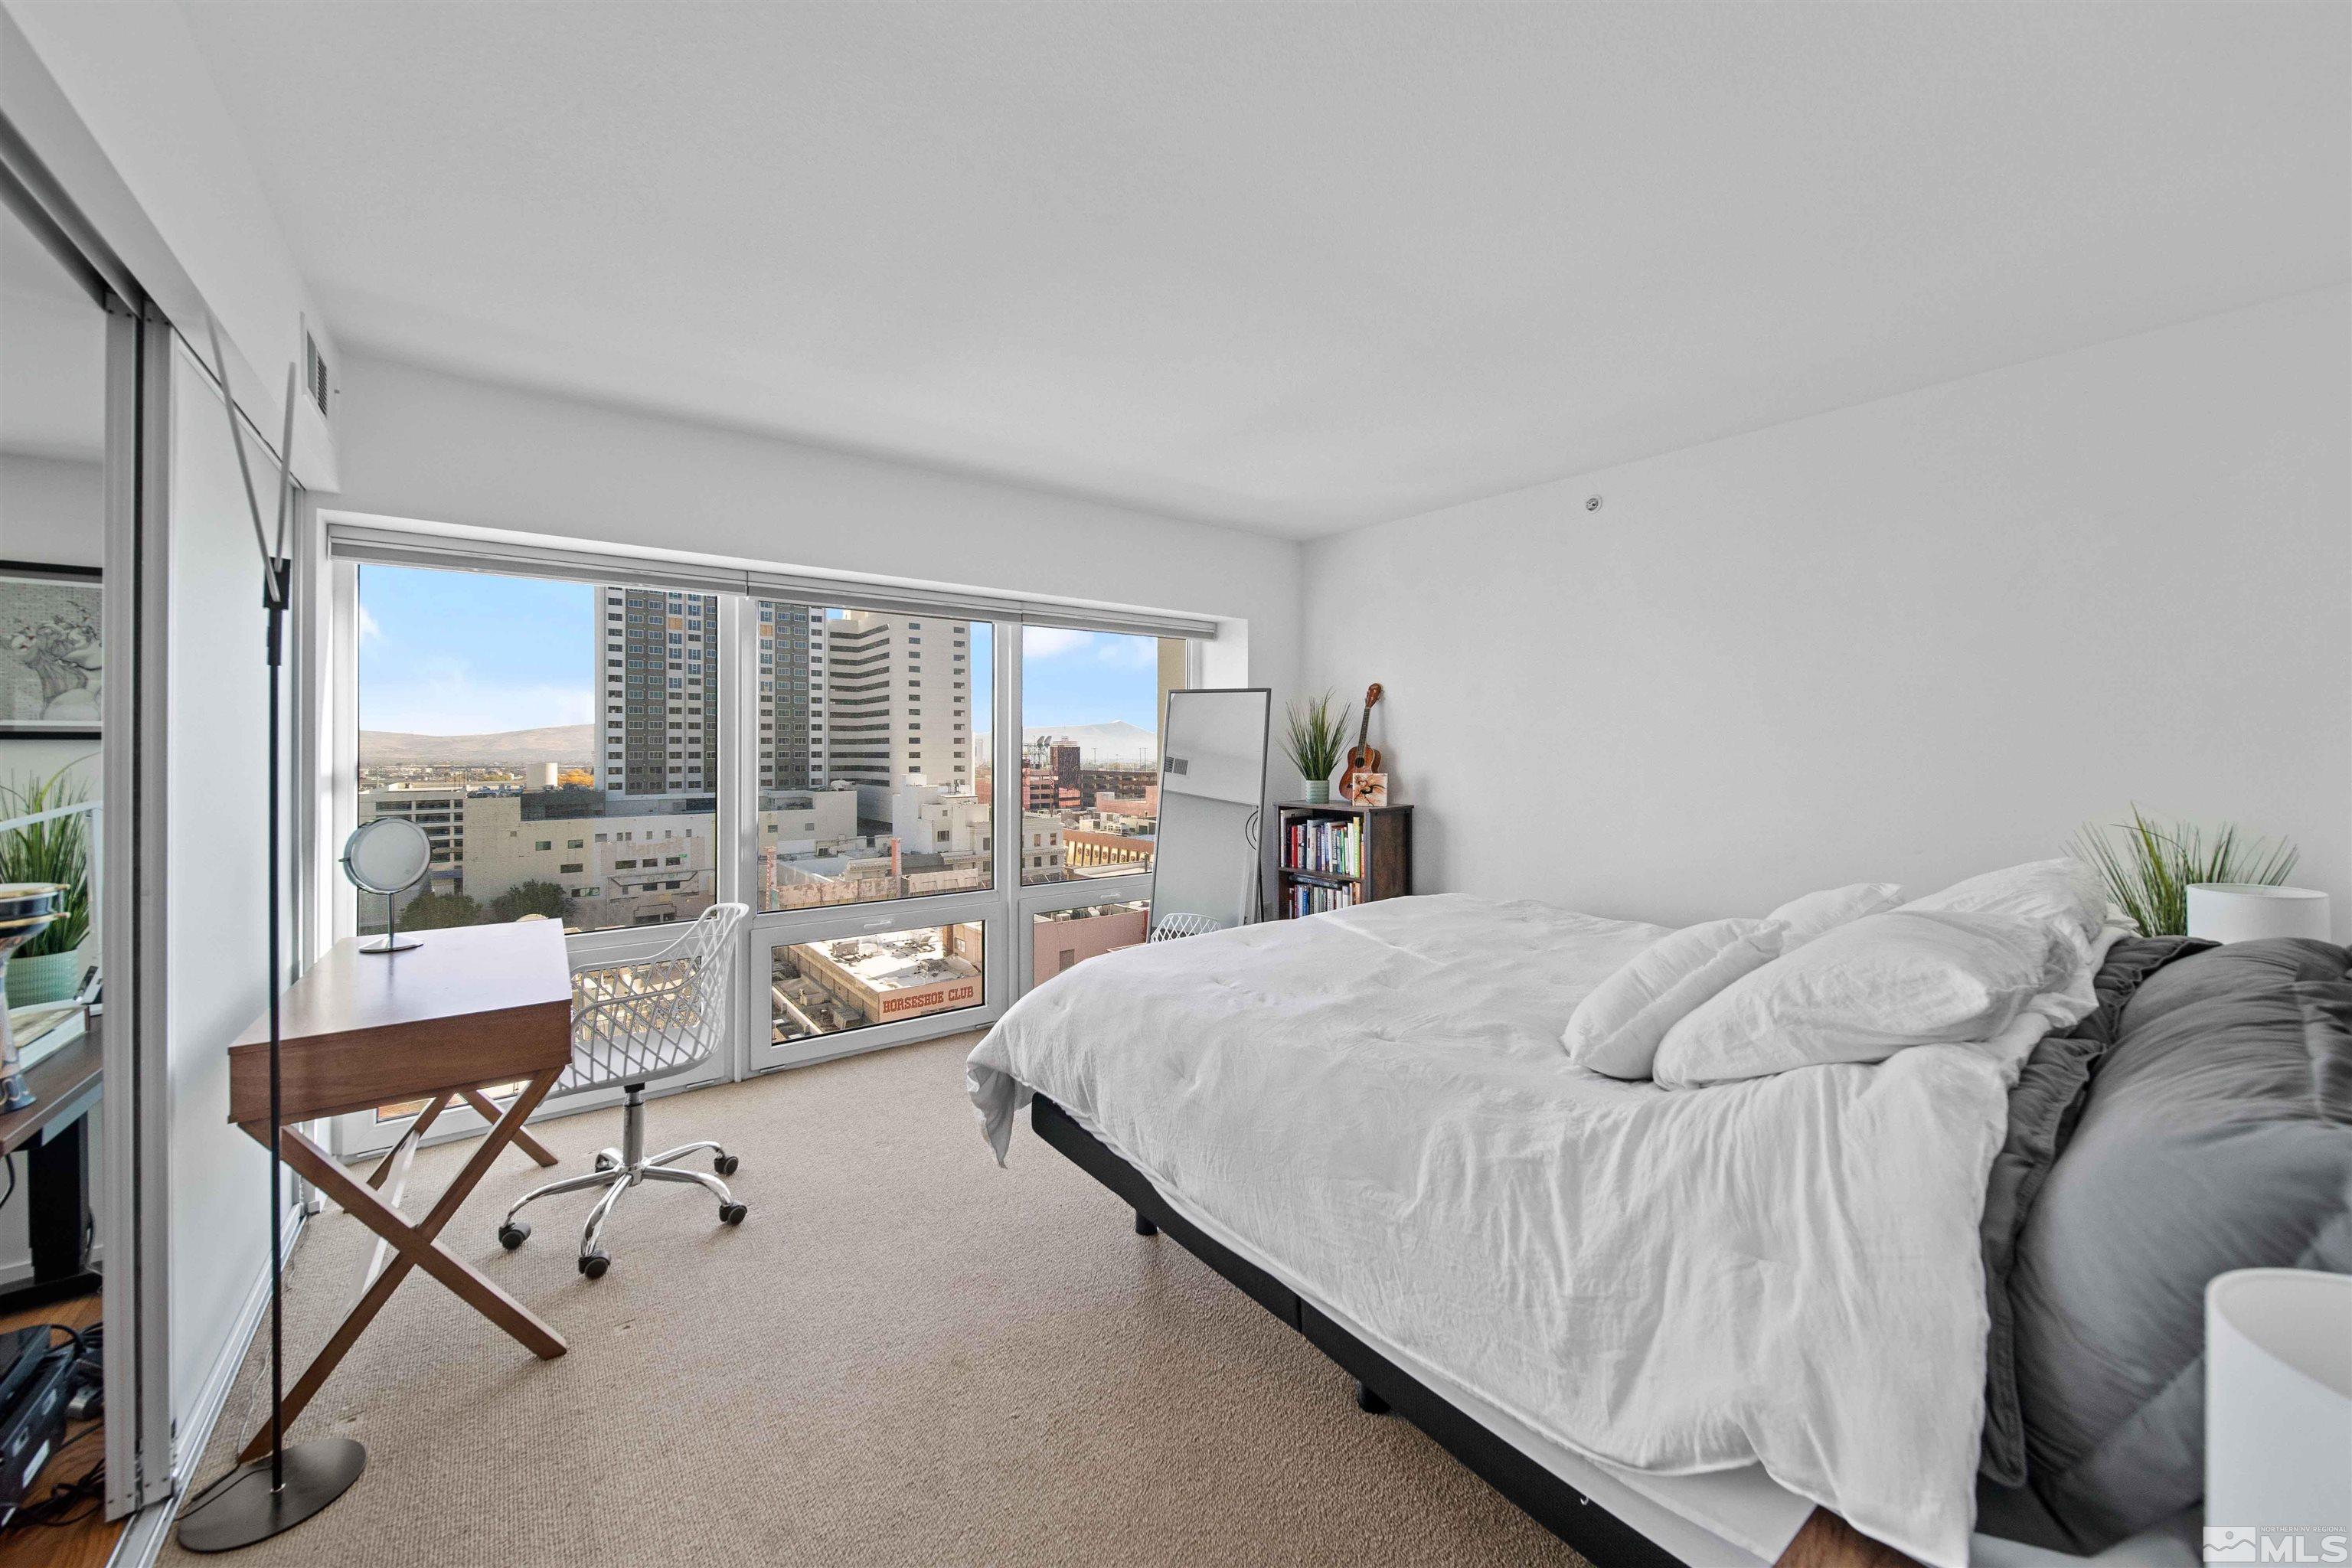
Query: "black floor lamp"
174 324 365 1553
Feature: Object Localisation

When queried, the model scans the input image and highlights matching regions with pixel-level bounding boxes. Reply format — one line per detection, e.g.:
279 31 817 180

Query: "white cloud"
1024 628 1157 668
1024 627 1090 659
358 605 383 642
1096 635 1157 669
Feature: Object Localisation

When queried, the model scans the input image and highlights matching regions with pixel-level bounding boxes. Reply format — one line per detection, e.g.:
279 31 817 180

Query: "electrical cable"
2 1423 103 1528
0 1325 103 1533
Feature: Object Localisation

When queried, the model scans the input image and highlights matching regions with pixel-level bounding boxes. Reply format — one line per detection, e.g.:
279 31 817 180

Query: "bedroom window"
768 922 985 1044
1018 629 1182 886
354 564 720 936
1030 900 1150 984
335 526 1214 1119
753 603 994 913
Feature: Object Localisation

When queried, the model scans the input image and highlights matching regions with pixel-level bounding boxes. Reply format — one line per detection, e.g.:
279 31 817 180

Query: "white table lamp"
2185 884 2333 944
2206 1269 2352 1540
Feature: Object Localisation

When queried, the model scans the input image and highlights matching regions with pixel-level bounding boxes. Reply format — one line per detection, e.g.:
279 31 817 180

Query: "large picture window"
1017 630 1183 886
355 564 720 935
755 604 993 912
335 541 1210 1149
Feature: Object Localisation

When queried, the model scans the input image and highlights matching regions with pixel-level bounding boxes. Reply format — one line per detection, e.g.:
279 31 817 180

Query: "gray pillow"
1991 938 2352 1552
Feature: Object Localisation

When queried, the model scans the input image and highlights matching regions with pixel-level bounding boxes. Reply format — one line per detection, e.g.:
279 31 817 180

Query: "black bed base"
1031 1094 1692 1568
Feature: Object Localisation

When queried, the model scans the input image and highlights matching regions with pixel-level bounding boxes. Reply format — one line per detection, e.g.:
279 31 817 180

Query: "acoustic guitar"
1339 683 1383 802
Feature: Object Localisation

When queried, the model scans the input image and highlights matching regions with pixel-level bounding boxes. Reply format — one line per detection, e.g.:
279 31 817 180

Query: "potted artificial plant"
1 766 93 1007
1284 691 1348 805
2069 805 2298 937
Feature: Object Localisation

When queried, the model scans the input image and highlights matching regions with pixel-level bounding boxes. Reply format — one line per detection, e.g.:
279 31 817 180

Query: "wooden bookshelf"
1276 801 1412 919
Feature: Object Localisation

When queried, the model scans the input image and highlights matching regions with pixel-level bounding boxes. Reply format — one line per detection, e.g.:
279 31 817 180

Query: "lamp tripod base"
357 936 420 954
175 1438 366 1553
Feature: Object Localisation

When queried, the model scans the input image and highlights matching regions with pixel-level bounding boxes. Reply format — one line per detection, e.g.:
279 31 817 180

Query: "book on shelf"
1287 881 1357 919
1284 815 1362 879
7 999 87 1073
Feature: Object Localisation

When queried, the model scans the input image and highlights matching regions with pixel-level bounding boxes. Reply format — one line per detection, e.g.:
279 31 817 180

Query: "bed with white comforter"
968 893 2118 1568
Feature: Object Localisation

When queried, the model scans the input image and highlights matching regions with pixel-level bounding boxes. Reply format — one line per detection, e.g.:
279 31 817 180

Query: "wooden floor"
0 1289 119 1568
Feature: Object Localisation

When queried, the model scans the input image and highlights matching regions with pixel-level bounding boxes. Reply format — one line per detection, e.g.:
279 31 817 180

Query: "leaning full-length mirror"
1148 688 1270 939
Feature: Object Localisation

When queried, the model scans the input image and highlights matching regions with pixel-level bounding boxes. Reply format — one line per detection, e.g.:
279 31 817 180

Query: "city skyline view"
358 564 1165 753
353 562 1175 958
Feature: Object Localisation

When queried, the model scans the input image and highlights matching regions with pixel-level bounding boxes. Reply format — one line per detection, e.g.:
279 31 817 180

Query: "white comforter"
968 894 2115 1567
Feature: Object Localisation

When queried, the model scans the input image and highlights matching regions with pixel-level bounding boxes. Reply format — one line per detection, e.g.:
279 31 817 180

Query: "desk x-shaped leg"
236 1065 568 1462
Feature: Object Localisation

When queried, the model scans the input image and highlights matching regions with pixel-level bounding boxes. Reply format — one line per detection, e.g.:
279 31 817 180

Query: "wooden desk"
0 1021 103 1312
228 920 574 1462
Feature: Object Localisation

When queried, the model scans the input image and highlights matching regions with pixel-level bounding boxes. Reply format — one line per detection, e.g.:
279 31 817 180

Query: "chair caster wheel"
714 1154 740 1176
1134 1211 1158 1236
1354 1380 1390 1415
579 1252 609 1279
594 1152 619 1173
720 1202 748 1226
498 1221 530 1250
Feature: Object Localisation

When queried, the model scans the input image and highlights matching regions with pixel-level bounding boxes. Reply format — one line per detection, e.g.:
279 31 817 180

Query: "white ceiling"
182 2 2349 537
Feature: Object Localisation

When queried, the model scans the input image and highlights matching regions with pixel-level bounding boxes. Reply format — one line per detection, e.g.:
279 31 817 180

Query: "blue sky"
359 565 1157 737
358 566 595 734
1018 626 1161 732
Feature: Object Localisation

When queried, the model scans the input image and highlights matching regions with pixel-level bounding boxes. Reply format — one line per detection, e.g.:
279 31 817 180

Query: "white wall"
0 451 102 564
164 344 276 1426
328 351 1304 704
1302 286 2351 936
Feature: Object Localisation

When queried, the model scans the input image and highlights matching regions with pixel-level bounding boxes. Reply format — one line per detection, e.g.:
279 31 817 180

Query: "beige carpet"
167 1033 1588 1568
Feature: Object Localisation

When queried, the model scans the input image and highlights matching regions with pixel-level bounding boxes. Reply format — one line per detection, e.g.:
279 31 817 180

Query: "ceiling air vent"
303 332 331 418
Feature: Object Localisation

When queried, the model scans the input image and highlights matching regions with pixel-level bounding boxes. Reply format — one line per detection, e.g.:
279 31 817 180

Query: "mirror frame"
1147 686 1272 937
339 815 433 896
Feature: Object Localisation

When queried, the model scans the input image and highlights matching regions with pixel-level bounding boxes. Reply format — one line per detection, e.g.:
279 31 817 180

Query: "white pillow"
1563 917 1788 1080
1900 858 2107 949
1651 910 2060 1089
1766 882 1906 949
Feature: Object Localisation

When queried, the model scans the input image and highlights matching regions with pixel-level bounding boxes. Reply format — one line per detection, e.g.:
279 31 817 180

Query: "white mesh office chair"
1148 912 1223 942
496 901 749 1279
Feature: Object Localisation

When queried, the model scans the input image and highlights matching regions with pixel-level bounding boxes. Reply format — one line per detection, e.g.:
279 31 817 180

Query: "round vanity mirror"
341 818 434 952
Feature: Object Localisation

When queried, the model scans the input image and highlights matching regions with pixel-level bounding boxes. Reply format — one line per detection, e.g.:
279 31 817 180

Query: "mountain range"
986 722 1158 765
360 719 1158 769
360 724 593 767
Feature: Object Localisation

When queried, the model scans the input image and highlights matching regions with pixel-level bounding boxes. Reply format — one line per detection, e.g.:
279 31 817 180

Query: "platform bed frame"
1031 1094 1916 1568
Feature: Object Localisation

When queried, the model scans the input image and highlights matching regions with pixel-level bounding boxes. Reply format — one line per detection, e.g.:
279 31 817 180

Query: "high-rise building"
759 601 828 789
599 586 720 795
823 612 972 791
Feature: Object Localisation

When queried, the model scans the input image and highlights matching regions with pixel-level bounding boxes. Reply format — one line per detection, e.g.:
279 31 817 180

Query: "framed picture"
0 560 102 740
1351 772 1389 808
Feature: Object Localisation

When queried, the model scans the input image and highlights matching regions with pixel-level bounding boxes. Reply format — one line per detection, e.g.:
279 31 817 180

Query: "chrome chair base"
497 1084 746 1278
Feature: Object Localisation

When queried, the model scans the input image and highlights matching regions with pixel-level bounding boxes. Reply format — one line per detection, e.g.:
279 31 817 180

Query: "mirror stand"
360 890 420 955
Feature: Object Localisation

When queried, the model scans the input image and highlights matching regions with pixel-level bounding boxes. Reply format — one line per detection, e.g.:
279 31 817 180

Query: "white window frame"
317 525 1208 1157
1006 630 1198 990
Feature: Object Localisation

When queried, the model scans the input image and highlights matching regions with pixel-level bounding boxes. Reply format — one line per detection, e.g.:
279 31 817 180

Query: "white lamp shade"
2185 884 2333 944
2206 1269 2352 1533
